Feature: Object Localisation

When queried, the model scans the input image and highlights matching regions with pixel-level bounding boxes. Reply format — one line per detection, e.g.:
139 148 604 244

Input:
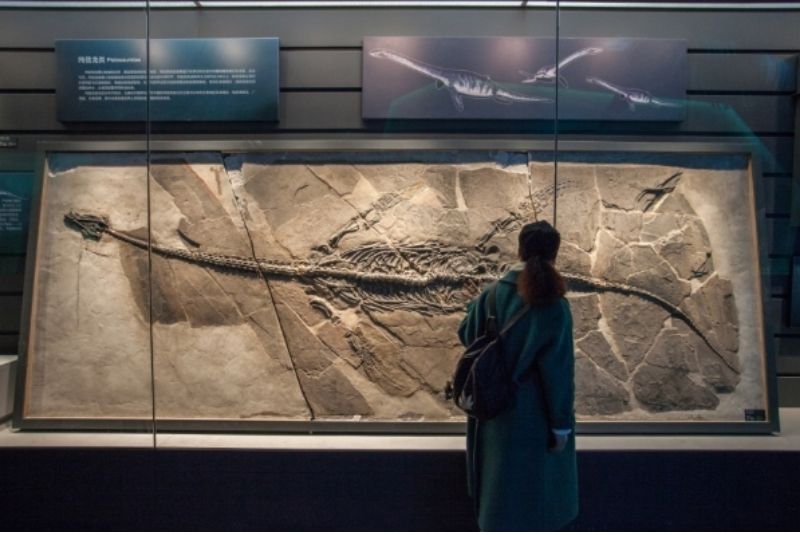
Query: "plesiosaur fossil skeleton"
64 211 738 373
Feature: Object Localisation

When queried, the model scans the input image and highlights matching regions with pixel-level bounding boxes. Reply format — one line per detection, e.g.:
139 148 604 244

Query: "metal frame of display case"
12 138 780 435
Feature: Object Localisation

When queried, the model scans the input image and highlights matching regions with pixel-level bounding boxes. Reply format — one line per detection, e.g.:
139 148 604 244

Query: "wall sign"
0 137 18 149
56 38 280 122
362 36 687 121
0 173 31 255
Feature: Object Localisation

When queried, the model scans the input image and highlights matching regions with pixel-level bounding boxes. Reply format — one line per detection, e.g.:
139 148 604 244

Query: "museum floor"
1 409 798 530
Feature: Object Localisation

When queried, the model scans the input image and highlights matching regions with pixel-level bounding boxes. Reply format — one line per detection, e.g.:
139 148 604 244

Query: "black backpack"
445 282 531 421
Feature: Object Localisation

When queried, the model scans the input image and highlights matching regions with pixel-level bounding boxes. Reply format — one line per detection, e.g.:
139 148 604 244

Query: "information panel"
0 173 31 255
56 38 279 122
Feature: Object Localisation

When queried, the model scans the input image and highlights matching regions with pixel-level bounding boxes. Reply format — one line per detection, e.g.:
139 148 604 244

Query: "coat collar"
499 262 525 285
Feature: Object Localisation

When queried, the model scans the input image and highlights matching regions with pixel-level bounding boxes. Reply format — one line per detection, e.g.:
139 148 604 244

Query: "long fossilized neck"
101 223 495 286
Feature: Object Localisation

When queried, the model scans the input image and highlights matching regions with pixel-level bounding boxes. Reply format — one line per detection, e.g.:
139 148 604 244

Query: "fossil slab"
18 150 769 427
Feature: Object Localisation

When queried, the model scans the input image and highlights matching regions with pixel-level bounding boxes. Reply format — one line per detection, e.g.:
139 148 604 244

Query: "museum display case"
13 140 777 433
2 1 795 444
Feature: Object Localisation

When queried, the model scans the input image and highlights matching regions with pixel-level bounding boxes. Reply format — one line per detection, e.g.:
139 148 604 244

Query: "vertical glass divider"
554 0 560 228
146 0 157 448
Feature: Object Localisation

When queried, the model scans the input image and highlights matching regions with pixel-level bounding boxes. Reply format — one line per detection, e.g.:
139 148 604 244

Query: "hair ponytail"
516 221 566 307
517 255 566 307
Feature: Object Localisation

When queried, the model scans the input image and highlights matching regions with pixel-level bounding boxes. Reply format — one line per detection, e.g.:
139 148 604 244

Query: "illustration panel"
362 37 686 121
16 149 770 429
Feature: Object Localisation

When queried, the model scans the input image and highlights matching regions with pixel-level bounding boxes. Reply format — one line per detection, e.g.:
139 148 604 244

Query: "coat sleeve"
535 300 576 430
458 290 488 347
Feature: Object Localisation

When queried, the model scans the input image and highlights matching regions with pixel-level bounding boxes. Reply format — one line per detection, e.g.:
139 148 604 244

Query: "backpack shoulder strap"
484 281 499 338
485 281 531 339
486 281 498 317
497 299 531 381
499 303 531 338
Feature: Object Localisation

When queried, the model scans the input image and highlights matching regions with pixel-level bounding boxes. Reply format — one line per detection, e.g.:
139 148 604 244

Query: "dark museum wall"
0 5 799 405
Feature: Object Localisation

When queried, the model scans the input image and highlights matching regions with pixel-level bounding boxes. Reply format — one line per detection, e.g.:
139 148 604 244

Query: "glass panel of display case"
140 149 540 426
553 4 782 431
2 2 154 442
537 145 773 429
143 2 559 437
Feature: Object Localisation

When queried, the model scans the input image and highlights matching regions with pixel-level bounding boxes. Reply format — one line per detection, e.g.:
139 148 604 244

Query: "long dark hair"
516 220 566 307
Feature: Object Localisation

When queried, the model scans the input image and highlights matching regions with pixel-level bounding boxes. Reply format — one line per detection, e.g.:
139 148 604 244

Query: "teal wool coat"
458 268 578 531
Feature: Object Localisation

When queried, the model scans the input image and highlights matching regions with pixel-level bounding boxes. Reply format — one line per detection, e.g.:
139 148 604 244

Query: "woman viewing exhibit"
458 220 578 531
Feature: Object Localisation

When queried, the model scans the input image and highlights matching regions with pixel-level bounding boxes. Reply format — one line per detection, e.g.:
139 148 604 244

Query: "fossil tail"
565 273 739 374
